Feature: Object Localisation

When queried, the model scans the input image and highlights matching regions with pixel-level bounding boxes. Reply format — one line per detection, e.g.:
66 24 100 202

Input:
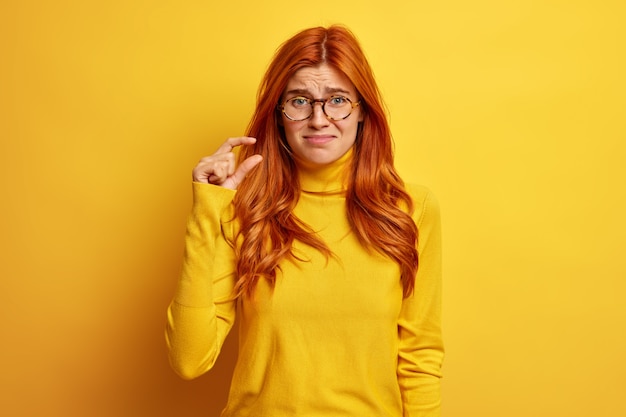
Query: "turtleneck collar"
296 147 354 194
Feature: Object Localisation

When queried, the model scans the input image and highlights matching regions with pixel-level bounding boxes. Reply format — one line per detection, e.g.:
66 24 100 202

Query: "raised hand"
192 137 263 190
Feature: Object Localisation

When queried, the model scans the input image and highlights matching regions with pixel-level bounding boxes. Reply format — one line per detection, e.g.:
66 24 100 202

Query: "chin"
300 152 342 167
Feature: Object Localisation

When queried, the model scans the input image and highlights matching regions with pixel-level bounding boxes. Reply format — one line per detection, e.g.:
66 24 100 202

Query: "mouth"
303 135 336 145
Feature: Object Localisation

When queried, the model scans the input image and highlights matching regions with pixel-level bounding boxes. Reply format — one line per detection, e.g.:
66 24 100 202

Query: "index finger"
214 136 257 154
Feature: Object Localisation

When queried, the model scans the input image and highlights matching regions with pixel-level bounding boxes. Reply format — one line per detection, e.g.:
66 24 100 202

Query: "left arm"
397 186 444 417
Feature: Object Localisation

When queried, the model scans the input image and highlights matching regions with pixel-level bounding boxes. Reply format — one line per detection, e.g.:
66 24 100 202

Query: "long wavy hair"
232 25 418 298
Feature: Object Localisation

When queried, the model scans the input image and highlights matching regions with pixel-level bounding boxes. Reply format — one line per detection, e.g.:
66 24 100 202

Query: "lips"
303 135 336 145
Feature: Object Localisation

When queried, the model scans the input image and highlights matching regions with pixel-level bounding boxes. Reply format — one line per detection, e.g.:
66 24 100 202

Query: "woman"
166 25 443 417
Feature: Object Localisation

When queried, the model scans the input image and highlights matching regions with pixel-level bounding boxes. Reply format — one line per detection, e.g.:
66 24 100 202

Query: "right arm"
165 137 262 379
166 183 237 379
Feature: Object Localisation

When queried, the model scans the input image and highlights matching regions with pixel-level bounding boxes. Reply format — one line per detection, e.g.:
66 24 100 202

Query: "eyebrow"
284 87 353 97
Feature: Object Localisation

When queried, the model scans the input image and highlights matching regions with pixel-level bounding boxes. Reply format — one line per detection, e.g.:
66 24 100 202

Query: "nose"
308 101 330 128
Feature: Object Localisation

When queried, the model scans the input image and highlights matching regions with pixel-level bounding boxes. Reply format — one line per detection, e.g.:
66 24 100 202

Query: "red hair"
232 25 418 297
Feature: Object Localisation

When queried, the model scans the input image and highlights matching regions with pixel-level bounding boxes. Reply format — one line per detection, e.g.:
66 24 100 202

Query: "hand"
192 137 263 190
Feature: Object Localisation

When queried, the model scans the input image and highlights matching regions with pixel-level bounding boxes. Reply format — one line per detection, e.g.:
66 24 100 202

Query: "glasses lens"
324 96 353 120
283 97 311 121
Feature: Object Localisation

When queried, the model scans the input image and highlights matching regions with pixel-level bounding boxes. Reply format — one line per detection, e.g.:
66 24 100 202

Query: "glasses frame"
279 95 361 121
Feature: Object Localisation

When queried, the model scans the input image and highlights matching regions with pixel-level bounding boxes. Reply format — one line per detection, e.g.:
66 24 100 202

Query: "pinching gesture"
192 136 263 190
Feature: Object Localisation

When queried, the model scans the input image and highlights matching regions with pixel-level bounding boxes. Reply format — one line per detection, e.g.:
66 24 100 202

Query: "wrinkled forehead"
283 64 357 99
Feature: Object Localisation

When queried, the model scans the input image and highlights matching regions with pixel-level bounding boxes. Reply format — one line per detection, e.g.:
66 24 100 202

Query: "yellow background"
1 0 625 416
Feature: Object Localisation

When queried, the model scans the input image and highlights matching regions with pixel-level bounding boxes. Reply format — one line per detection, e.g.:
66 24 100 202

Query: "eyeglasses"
279 95 361 121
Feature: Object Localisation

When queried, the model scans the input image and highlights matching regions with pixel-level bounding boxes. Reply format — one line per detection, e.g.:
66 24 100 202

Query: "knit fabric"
166 152 444 417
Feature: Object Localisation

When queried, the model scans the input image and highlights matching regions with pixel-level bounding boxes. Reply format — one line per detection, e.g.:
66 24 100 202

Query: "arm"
165 183 237 379
165 137 262 379
397 186 444 416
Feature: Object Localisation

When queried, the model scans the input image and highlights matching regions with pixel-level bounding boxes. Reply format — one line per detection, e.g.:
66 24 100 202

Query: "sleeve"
165 182 238 380
397 186 444 417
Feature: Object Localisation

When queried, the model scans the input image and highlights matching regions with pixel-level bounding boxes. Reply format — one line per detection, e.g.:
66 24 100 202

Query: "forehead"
284 63 356 96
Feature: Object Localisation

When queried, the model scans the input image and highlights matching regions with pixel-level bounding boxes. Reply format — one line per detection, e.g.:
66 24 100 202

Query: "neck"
296 148 353 193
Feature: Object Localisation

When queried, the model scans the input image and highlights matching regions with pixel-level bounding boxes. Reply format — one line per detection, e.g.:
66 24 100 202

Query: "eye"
289 97 310 107
328 96 348 106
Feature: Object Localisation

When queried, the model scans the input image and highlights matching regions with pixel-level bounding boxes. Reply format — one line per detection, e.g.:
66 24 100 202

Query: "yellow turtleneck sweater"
166 151 444 417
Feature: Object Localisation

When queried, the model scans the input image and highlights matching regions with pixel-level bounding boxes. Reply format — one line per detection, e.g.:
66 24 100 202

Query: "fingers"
214 136 257 154
192 137 262 189
206 159 234 184
192 152 235 183
228 155 263 189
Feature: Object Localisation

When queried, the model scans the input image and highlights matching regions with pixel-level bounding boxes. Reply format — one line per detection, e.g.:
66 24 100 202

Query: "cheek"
341 120 360 140
283 123 303 145
283 123 299 149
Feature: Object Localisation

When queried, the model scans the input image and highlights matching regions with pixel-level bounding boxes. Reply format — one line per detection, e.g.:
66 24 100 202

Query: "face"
280 63 363 168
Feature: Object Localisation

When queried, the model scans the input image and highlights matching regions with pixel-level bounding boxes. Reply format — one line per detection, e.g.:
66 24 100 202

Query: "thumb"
230 155 263 189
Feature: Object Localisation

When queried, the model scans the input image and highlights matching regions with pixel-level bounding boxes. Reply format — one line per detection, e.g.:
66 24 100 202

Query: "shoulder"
404 183 441 229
